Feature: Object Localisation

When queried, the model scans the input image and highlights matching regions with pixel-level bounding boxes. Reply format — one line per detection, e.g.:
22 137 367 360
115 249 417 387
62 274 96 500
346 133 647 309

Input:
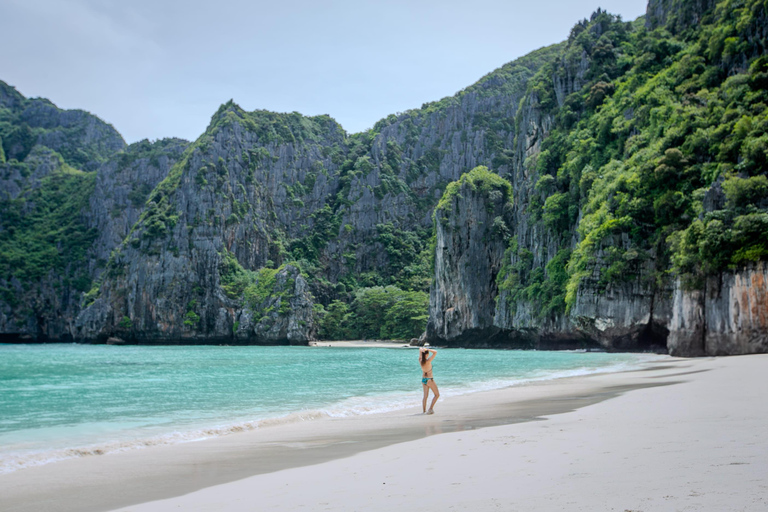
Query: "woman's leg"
427 380 440 413
422 383 429 413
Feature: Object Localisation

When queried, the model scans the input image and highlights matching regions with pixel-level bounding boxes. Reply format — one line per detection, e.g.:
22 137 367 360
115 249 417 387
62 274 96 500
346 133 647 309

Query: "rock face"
75 263 314 345
427 168 513 346
0 81 125 170
0 138 188 342
69 46 558 344
426 0 768 356
428 11 666 351
72 107 344 343
568 260 672 352
668 263 768 356
235 265 316 345
427 172 663 351
0 81 134 342
3 1 768 353
85 139 190 267
645 0 718 32
0 84 187 341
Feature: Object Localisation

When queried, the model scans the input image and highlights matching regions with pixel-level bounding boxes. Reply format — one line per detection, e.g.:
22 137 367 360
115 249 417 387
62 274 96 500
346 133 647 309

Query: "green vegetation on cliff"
0 81 125 171
435 165 512 217
0 152 96 287
3 0 767 344
219 250 293 314
493 1 768 318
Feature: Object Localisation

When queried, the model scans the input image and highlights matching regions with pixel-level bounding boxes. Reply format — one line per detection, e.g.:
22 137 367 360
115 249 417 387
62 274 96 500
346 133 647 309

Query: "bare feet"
426 409 434 415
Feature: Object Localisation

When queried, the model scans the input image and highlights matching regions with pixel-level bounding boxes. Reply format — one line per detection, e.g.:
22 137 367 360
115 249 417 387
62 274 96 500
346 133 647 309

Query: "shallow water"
0 343 653 473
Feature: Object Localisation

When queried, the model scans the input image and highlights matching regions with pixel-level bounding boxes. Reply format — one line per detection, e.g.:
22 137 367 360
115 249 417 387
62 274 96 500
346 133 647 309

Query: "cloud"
0 0 647 142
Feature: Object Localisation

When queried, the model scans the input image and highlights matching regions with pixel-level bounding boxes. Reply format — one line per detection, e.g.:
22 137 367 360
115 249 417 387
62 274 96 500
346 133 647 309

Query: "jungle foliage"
498 1 768 320
315 286 429 341
3 0 767 341
0 152 97 287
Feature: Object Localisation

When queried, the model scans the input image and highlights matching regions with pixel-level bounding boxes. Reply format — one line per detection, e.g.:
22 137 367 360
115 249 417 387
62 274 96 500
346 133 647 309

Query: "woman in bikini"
419 347 440 414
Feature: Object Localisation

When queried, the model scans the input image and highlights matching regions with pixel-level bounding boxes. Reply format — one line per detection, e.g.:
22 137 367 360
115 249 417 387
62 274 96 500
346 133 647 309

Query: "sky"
0 0 647 144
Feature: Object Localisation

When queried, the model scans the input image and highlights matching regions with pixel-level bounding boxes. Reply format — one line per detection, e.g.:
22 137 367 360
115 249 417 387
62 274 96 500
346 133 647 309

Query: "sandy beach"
308 339 416 348
3 354 767 512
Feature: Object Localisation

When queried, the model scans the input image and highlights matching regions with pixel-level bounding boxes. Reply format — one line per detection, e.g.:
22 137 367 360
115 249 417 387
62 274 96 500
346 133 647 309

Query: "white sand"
309 340 415 348
3 355 766 512
107 354 768 512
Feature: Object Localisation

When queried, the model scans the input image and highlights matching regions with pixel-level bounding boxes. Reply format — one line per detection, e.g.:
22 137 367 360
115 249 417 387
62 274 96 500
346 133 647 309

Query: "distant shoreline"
309 339 415 348
1 339 652 353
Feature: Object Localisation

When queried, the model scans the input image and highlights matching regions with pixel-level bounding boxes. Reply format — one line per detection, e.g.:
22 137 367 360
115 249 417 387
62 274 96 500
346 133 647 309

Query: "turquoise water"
0 344 653 473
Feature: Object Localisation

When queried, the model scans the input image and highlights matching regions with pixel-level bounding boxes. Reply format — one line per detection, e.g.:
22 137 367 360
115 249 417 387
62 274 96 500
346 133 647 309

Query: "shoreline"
4 355 767 511
309 339 414 348
0 354 700 512
0 351 653 477
110 353 767 512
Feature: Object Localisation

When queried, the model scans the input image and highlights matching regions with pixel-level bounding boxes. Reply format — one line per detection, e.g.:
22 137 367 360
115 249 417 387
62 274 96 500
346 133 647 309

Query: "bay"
0 343 654 473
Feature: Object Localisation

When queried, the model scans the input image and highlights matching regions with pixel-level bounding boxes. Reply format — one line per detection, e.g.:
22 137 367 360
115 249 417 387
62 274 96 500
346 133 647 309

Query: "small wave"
0 354 660 475
0 409 340 475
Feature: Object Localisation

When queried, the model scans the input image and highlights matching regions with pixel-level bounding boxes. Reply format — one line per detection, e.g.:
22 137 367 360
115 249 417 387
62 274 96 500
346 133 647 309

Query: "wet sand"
3 355 767 511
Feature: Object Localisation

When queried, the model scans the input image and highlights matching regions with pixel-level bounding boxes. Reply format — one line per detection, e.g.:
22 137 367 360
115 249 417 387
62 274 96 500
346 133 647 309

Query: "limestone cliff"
0 139 188 341
0 84 133 342
426 0 768 355
2 0 767 353
73 106 341 343
427 167 513 346
669 263 768 356
70 47 559 343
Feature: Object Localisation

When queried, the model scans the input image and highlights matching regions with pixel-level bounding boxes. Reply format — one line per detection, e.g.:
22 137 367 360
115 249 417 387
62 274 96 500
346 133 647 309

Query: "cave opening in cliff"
636 321 669 353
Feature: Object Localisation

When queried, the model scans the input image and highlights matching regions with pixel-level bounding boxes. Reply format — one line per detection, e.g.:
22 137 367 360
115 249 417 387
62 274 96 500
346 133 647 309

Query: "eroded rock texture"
669 263 768 356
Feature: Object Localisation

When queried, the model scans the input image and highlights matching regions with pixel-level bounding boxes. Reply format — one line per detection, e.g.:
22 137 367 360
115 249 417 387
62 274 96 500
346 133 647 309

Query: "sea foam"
0 352 661 474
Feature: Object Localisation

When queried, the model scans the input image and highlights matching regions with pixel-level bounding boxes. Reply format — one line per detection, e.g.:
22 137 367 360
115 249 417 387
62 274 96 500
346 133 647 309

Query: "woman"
419 347 440 414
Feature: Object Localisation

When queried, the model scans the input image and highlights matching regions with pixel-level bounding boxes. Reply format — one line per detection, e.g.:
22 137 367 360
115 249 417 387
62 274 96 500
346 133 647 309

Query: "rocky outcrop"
0 146 66 200
0 81 125 169
427 168 512 346
645 0 718 33
427 3 768 355
568 257 672 352
234 265 316 344
4 2 768 352
72 107 339 343
69 45 558 344
0 138 186 342
668 263 768 356
76 263 314 344
22 98 126 171
0 149 92 342
426 170 658 351
84 138 189 270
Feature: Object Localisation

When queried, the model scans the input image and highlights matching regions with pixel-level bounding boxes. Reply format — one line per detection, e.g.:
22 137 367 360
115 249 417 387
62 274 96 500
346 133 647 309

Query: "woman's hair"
420 350 428 365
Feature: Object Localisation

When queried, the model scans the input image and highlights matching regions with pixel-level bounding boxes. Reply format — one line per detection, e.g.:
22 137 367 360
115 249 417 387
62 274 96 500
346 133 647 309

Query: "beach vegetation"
317 286 428 340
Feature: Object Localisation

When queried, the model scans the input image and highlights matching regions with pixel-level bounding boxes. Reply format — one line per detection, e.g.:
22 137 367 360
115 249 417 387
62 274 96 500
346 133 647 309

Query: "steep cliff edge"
669 261 768 356
0 82 128 341
69 47 560 344
427 0 768 355
427 167 513 346
74 105 340 343
3 0 767 351
0 81 188 341
0 139 188 342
